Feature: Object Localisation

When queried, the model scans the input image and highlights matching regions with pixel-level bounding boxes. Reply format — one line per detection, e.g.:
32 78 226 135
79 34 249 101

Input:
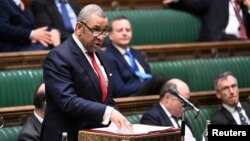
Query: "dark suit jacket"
105 43 151 97
0 0 40 51
18 114 41 141
172 0 250 41
140 103 195 135
211 103 250 125
31 0 80 42
40 36 116 141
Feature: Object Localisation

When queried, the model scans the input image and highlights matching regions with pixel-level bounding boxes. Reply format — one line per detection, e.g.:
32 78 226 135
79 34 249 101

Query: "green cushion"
0 126 22 141
186 105 219 141
126 114 143 124
149 56 250 91
105 9 201 45
0 69 43 107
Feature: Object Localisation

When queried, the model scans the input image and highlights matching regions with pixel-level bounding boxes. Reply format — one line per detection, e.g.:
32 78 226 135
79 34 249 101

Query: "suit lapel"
71 38 109 100
221 107 237 124
109 44 136 74
68 0 80 14
130 48 149 72
157 104 174 126
45 0 65 28
242 103 250 119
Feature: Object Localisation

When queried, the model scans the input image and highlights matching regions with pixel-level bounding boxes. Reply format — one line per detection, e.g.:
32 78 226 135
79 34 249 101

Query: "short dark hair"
32 84 46 109
214 71 237 91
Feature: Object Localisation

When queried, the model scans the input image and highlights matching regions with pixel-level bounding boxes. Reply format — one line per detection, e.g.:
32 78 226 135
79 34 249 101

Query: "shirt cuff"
30 30 33 40
102 106 114 125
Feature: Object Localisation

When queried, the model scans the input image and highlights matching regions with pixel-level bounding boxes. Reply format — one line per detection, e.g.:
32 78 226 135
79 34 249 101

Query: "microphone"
168 87 200 113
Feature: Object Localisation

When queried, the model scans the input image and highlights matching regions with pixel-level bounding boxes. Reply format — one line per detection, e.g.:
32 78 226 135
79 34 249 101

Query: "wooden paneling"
1 88 249 127
0 50 48 70
1 40 250 70
24 0 163 10
134 40 250 61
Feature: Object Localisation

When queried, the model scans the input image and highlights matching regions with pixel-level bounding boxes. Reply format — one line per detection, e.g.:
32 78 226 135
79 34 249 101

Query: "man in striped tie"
211 71 250 125
162 0 250 41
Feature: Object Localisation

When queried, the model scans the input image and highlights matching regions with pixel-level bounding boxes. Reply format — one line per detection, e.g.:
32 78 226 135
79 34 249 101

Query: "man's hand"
30 26 52 47
50 29 61 47
162 0 175 5
110 109 133 132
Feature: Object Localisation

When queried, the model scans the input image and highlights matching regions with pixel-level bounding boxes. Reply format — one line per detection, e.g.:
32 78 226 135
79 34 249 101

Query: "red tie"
233 0 248 39
88 52 107 102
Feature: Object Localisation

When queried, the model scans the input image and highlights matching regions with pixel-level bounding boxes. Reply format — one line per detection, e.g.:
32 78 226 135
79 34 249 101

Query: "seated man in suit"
140 78 196 141
105 16 168 98
0 0 60 52
18 83 46 141
162 0 250 41
211 71 250 125
31 0 80 42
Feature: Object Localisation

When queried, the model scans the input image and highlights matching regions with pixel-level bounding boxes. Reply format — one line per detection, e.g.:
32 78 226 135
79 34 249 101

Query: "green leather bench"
186 105 219 141
106 9 201 45
0 69 43 107
149 56 250 92
126 105 219 141
1 56 250 107
0 126 22 141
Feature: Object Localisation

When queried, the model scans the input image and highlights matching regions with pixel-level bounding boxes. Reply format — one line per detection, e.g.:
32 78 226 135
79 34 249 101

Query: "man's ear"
216 91 222 99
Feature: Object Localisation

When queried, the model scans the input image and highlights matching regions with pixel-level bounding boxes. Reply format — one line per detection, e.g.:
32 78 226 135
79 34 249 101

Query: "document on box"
91 123 174 135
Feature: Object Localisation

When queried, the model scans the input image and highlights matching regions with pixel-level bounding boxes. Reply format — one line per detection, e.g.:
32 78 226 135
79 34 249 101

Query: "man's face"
216 75 239 107
76 14 109 52
168 86 190 118
108 19 132 49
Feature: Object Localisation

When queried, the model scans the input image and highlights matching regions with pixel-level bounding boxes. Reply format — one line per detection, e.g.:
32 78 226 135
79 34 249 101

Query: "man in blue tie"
211 71 250 125
105 16 168 98
31 0 80 42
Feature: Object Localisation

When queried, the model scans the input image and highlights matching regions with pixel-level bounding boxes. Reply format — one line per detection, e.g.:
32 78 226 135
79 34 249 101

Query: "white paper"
91 123 173 135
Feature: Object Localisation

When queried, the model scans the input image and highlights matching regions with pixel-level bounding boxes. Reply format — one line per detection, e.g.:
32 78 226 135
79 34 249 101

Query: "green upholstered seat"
0 126 22 141
149 56 250 92
0 69 43 107
106 9 201 45
186 105 219 141
125 105 219 141
126 114 143 124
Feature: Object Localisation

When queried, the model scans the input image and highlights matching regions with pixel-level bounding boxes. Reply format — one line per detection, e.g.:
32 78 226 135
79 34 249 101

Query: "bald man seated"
140 78 196 141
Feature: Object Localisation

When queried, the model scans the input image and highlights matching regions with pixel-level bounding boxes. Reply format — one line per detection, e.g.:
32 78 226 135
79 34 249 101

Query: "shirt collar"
34 111 43 123
222 102 242 113
72 34 88 54
13 0 21 5
112 43 130 55
159 102 172 119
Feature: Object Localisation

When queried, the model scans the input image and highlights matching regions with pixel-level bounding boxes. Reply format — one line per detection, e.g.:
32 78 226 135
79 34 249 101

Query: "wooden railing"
134 40 250 61
1 88 249 127
0 50 48 70
1 40 250 70
24 0 163 10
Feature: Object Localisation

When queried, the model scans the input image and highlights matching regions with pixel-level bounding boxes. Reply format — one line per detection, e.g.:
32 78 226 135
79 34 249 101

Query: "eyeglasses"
79 21 110 37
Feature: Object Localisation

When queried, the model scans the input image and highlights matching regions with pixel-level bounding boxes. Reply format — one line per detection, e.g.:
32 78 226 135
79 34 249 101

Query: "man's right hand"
30 26 52 47
162 0 175 5
110 109 133 132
